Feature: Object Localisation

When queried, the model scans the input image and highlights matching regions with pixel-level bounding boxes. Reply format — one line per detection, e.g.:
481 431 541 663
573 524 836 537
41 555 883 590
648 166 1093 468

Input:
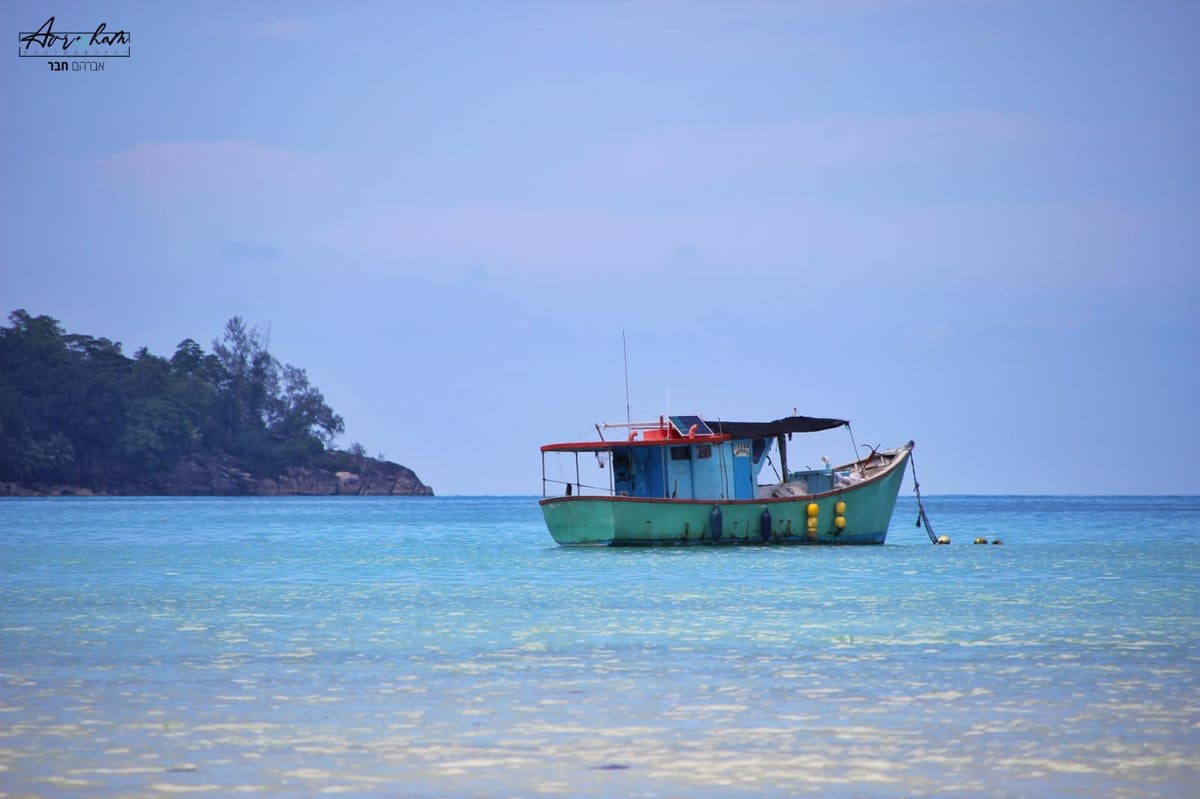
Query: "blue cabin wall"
731 441 754 498
666 445 694 499
612 449 635 496
611 446 667 498
612 439 768 499
689 443 724 498
635 447 666 498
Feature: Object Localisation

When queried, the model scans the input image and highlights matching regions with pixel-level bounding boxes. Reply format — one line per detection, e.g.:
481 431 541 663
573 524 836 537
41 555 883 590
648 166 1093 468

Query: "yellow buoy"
834 500 846 515
806 503 819 518
834 515 846 530
936 535 951 545
974 537 988 545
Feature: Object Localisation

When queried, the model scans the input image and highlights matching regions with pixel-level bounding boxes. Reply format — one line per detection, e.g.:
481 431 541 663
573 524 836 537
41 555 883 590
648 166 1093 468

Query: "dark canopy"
703 416 848 439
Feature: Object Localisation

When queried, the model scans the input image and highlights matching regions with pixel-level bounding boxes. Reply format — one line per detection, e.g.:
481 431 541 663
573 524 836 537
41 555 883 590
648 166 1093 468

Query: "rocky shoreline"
0 453 433 497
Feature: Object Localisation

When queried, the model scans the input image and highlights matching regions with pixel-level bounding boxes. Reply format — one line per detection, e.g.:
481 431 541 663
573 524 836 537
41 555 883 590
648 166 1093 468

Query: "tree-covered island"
0 310 432 496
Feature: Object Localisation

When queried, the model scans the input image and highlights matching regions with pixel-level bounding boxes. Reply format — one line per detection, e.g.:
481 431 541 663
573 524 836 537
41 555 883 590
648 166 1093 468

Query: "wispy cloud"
84 124 1194 300
578 112 1047 191
314 199 1198 295
97 140 331 190
93 140 340 221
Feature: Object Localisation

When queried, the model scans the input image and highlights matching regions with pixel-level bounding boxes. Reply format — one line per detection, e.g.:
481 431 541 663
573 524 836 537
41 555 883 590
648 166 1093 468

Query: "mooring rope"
910 449 939 544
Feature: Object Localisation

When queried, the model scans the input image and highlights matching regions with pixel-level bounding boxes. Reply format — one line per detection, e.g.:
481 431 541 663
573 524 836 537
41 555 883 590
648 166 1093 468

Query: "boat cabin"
541 414 850 501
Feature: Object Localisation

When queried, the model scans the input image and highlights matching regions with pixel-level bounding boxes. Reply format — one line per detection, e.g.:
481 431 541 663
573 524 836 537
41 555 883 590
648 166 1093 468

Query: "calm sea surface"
1 495 1197 798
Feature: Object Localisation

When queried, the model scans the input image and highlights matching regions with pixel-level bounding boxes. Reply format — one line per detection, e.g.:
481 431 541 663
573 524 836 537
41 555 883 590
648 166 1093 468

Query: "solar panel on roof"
669 415 712 436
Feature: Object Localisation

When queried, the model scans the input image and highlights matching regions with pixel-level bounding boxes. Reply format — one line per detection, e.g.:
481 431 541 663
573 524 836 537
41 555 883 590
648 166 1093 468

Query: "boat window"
695 445 712 459
613 453 632 482
670 446 690 461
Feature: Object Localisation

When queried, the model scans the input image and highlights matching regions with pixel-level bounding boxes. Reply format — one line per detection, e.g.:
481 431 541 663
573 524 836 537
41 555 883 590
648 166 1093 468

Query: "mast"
622 330 631 426
777 434 789 483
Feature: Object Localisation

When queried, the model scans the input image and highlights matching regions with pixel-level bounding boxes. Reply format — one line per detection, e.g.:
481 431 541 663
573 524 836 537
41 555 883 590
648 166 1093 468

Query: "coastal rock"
0 452 434 497
166 453 261 496
256 458 434 496
356 460 434 496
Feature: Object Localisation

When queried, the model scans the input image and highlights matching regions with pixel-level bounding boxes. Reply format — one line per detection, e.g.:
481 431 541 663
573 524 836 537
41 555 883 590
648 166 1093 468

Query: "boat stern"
540 497 618 546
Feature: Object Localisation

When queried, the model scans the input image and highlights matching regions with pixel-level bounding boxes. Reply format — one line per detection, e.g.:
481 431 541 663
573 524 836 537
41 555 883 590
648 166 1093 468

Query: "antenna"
622 330 631 425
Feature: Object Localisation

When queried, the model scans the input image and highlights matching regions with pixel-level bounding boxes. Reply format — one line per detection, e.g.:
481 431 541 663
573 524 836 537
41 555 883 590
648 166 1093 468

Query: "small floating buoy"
991 539 1003 545
936 535 951 545
974 536 988 545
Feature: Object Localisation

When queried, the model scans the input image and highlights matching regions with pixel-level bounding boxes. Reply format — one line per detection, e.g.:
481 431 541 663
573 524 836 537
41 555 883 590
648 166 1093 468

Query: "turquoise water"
1 496 1197 798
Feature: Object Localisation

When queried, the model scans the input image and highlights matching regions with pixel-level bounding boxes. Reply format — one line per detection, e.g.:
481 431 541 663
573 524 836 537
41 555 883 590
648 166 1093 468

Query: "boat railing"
542 475 617 498
541 447 618 499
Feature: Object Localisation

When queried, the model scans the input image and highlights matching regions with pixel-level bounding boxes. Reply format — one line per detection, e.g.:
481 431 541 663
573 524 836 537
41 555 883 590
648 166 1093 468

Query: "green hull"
541 449 910 546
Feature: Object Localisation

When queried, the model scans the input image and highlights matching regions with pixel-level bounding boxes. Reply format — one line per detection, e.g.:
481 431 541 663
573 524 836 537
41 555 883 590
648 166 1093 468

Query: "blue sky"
3 1 1197 495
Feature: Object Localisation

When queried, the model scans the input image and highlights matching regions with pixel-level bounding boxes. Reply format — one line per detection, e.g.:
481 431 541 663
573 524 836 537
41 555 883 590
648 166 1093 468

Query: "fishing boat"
539 414 912 546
